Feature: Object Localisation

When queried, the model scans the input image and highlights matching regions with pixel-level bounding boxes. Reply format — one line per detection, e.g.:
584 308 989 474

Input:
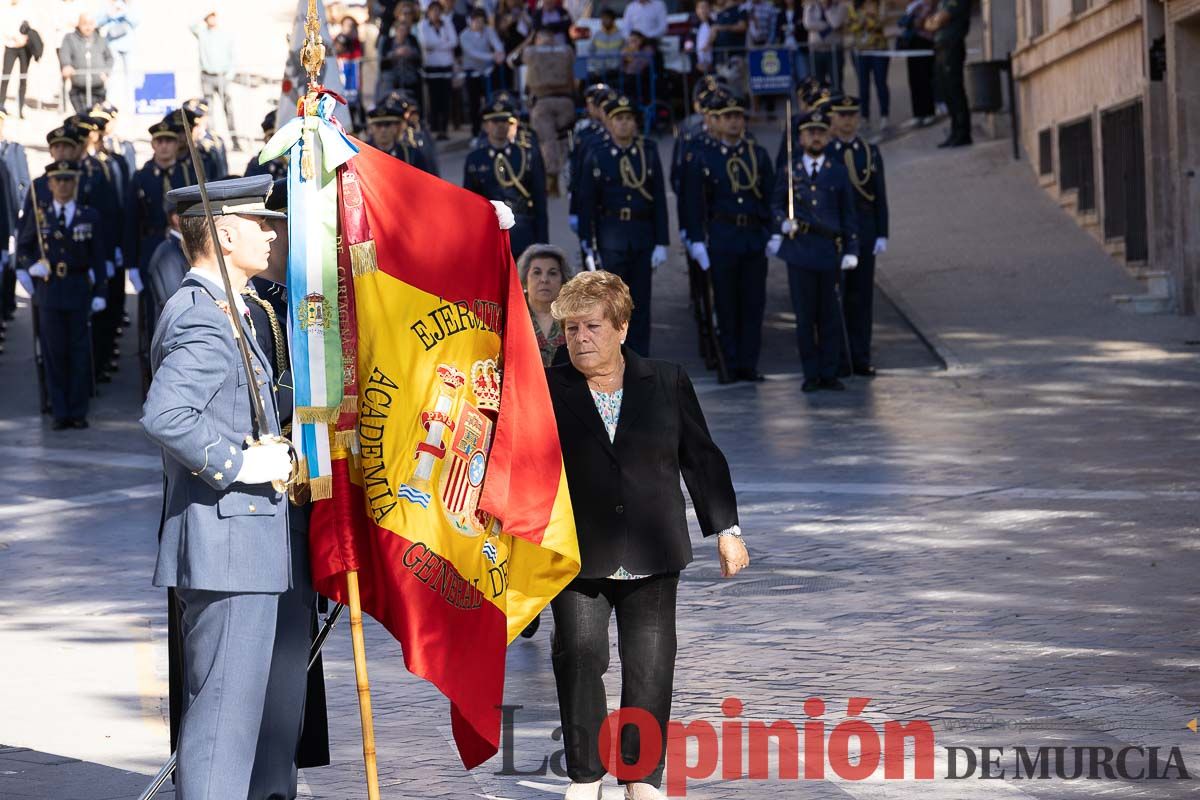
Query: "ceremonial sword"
135 602 346 800
175 108 297 491
785 99 795 237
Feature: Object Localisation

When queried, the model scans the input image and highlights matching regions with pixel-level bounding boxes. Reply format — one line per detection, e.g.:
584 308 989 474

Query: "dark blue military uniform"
17 162 106 426
365 101 435 175
464 99 549 260
828 126 887 373
128 125 194 271
682 125 774 378
567 116 608 226
463 142 547 259
771 119 859 385
575 96 668 355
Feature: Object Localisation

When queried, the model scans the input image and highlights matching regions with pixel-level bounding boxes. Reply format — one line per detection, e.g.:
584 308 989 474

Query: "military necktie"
56 205 66 228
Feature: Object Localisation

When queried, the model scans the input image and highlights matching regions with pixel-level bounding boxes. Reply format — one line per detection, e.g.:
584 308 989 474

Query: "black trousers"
786 266 843 381
935 40 970 140
40 306 91 422
710 250 768 374
466 73 489 137
425 68 452 134
598 246 653 356
841 250 875 370
550 574 679 788
0 46 29 114
902 36 936 119
1 265 15 318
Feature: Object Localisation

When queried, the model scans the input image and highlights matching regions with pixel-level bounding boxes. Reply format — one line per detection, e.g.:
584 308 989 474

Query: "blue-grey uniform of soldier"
827 95 887 376
16 160 106 428
574 94 669 356
464 97 549 260
142 174 313 799
682 92 774 382
769 110 859 392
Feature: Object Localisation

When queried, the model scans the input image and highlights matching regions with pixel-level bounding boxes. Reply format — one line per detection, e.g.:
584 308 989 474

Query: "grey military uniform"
142 268 303 799
144 270 290 592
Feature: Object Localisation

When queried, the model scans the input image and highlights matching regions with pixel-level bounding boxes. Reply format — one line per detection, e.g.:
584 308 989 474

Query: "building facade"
1004 0 1200 313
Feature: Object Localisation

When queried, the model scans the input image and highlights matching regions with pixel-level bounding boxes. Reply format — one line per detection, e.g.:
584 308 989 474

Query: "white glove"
651 245 667 270
568 214 579 234
90 296 107 314
114 246 124 268
688 241 710 271
781 219 797 236
105 260 115 279
28 260 50 279
873 237 887 256
841 254 859 271
490 200 515 231
583 252 597 272
128 268 144 293
16 269 33 295
766 234 782 257
234 441 292 486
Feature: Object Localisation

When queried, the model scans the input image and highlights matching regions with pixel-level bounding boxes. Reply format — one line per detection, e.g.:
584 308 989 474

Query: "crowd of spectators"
330 0 948 139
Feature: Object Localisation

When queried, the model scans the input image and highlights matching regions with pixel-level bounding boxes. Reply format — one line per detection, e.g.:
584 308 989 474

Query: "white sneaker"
624 783 667 800
565 779 603 800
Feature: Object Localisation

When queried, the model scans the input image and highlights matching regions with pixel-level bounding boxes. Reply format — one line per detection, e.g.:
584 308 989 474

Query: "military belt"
604 207 653 222
713 213 762 228
792 218 843 241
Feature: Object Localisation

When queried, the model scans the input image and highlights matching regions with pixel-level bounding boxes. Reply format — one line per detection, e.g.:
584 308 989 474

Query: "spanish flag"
309 141 580 769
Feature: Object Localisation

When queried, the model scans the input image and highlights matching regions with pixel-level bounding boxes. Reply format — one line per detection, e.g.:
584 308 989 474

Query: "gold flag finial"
300 0 325 91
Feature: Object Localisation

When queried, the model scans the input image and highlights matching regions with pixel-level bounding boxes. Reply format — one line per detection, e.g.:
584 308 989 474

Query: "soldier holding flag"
141 175 308 798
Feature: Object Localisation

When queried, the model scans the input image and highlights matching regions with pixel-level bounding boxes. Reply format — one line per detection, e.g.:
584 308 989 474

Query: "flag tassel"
347 570 381 800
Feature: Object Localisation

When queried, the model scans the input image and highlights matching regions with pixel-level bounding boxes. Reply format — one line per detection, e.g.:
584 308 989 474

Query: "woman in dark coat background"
545 270 750 800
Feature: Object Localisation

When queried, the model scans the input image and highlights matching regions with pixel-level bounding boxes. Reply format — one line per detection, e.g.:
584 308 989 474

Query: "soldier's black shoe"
802 379 820 393
820 377 846 391
71 418 89 429
51 419 71 430
96 372 112 383
520 615 541 638
737 369 766 382
853 365 877 377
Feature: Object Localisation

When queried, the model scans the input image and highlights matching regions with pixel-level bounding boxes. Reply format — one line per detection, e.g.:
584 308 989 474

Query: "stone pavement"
4 58 1200 800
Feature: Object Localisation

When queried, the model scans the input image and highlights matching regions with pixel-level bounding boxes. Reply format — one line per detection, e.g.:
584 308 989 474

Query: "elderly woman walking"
545 271 750 800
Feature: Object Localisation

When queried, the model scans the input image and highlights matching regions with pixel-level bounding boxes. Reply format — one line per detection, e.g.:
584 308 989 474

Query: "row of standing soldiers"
459 77 888 389
10 98 235 428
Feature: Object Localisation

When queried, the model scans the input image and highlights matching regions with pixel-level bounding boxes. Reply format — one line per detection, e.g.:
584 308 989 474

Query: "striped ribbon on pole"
260 92 358 498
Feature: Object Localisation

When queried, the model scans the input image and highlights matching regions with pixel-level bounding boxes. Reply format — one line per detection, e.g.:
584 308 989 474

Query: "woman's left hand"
718 535 750 578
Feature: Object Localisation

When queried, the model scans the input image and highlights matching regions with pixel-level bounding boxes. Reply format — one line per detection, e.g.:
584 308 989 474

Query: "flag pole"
296 2 380 796
347 570 380 800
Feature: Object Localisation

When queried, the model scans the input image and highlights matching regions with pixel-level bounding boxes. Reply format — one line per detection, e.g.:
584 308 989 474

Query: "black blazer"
548 348 739 579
